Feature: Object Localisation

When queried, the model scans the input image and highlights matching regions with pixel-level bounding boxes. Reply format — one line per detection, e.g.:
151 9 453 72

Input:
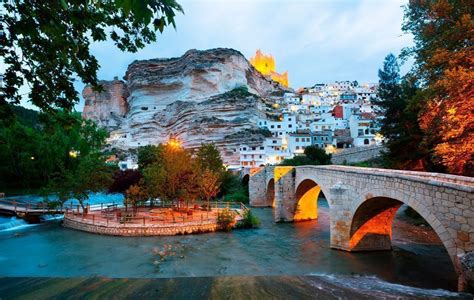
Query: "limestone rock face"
82 48 290 165
82 79 129 130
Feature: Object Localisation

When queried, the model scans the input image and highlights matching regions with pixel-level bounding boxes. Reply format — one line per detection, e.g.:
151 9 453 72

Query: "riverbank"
0 275 470 299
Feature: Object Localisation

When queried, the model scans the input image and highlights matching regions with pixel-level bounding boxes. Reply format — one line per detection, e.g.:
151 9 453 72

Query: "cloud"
4 0 413 110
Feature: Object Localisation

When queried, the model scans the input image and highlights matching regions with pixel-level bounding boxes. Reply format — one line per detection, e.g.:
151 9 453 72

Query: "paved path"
0 276 471 299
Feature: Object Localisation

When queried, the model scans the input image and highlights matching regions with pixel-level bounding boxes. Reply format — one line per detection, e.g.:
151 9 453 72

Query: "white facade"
287 133 312 155
239 137 292 168
258 113 297 138
349 114 380 147
118 158 138 170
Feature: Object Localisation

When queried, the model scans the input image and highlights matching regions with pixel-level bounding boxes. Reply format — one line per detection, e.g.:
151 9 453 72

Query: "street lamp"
69 150 79 158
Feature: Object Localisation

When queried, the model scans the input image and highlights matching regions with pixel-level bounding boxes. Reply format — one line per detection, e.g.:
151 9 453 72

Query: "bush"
217 208 236 232
223 192 248 204
237 209 260 229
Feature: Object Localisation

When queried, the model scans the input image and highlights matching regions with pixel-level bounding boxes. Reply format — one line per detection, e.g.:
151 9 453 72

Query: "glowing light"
30 156 35 160
325 144 337 154
167 137 182 149
249 49 289 87
69 150 79 158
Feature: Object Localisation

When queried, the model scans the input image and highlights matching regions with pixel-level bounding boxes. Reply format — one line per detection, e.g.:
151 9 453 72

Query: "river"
0 194 464 297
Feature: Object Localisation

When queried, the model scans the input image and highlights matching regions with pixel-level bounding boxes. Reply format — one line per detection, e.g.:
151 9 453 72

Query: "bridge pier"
273 167 296 222
327 182 352 251
248 167 275 207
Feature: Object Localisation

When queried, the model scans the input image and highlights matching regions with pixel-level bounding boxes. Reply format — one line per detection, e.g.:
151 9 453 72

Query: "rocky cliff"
82 48 290 166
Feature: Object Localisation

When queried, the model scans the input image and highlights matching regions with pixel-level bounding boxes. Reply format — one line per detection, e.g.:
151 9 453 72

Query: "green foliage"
10 105 41 129
0 0 183 112
374 54 434 171
304 146 332 165
219 171 248 203
38 112 114 208
137 144 164 170
223 192 248 204
142 144 200 206
280 146 331 166
195 143 225 175
217 208 236 232
0 110 113 201
236 209 260 229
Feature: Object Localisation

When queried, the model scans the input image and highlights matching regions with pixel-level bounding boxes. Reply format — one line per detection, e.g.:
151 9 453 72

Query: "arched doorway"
266 178 275 207
294 179 324 221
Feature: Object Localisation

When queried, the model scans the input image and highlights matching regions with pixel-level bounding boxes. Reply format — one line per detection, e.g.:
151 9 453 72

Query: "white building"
258 113 297 138
310 116 336 132
287 132 312 155
239 137 292 168
349 113 380 147
118 158 138 170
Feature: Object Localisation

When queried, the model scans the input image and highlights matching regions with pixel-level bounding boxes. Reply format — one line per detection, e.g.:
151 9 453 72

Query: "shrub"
223 192 248 204
237 209 260 229
217 208 236 232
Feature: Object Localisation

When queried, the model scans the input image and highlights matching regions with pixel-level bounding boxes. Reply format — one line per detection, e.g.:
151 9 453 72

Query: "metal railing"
64 201 248 227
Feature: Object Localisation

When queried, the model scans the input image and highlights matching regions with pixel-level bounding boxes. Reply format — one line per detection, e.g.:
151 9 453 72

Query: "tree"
137 144 163 171
0 0 183 114
142 143 197 208
39 112 114 209
195 143 225 175
47 154 114 210
109 169 142 194
374 54 430 170
125 184 147 214
402 0 473 175
304 146 332 165
280 146 331 166
199 169 221 210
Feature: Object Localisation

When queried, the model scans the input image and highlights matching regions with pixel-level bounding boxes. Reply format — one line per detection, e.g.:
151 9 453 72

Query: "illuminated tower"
250 49 289 87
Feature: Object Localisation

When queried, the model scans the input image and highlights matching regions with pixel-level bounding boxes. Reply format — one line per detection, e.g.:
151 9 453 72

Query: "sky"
16 0 414 110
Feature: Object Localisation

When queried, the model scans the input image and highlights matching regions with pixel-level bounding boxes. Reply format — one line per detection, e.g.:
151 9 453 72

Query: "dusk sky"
20 0 414 110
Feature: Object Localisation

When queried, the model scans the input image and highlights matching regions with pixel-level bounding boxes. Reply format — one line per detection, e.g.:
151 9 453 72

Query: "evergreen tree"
376 54 431 170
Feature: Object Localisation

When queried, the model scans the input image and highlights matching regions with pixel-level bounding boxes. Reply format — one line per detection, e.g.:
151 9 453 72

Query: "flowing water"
0 194 462 296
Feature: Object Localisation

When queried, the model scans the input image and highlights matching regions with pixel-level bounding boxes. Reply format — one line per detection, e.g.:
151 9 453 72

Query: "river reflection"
0 198 458 291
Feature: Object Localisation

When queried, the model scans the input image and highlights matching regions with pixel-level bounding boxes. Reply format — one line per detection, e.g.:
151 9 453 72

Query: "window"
259 155 262 159
260 147 264 150
358 129 364 136
296 138 299 142
288 124 292 128
252 147 256 150
365 129 369 135
277 125 281 128
279 132 283 136
244 155 247 158
243 147 247 151
272 140 277 144
364 139 370 145
288 118 292 121
271 125 274 129
296 146 300 150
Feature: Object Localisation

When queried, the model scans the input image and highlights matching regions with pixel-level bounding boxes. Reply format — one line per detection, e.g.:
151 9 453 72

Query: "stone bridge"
244 165 474 291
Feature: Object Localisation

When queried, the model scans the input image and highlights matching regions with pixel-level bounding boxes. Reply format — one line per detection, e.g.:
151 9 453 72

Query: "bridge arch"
293 179 322 221
266 178 275 207
348 187 456 265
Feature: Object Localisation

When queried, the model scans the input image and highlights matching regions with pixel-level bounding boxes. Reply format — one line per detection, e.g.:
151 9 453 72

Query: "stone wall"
63 217 218 237
331 145 384 165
